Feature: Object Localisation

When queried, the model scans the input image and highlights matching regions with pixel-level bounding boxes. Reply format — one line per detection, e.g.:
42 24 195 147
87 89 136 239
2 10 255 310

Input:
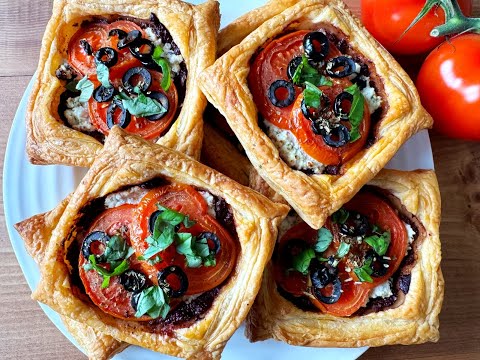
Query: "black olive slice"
334 91 354 121
81 231 110 262
303 32 329 62
106 99 131 129
120 270 147 293
129 38 155 65
287 56 303 81
339 211 369 236
197 232 221 254
325 56 357 78
268 80 295 108
109 28 128 39
94 47 118 68
80 39 93 56
93 85 115 103
365 251 389 277
301 95 331 122
117 30 142 50
158 266 189 298
145 92 169 121
122 67 152 93
322 124 350 148
310 262 341 304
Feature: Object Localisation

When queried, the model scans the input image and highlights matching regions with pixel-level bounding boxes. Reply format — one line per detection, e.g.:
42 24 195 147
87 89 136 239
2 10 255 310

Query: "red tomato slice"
274 190 408 317
78 205 149 321
130 184 238 295
248 30 370 166
68 21 144 76
88 66 178 140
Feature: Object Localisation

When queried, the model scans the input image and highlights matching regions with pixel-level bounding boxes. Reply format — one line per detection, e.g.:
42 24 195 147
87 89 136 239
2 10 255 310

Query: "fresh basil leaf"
96 63 111 88
192 236 210 258
66 80 79 92
203 254 216 267
152 46 172 91
353 267 373 283
183 216 196 228
135 286 170 319
76 76 94 102
143 225 176 259
332 209 349 224
303 82 323 109
314 227 333 253
87 255 130 289
175 232 196 256
316 256 329 262
103 235 128 263
116 91 130 100
185 254 202 268
121 92 166 117
336 242 351 258
293 55 333 86
157 206 186 226
364 231 391 256
344 84 365 142
292 248 316 275
175 232 215 268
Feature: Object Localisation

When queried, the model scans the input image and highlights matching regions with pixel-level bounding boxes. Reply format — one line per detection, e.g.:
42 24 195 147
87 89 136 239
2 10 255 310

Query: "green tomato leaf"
292 248 316 275
96 63 111 88
314 227 333 253
344 84 365 142
364 231 391 256
76 76 94 102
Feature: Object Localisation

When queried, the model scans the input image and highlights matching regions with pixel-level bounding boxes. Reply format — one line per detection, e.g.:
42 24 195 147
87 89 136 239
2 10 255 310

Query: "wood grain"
0 1 478 359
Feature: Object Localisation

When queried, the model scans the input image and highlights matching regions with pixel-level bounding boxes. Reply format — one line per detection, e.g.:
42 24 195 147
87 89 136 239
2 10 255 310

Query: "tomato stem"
405 0 480 39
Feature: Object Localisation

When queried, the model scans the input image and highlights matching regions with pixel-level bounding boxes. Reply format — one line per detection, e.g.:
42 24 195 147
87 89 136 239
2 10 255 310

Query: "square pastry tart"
246 169 443 347
27 0 220 167
199 0 433 229
16 126 289 358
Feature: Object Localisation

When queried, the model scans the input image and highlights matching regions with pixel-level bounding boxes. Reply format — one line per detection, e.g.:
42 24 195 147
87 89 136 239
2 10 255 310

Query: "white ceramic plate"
3 1 434 359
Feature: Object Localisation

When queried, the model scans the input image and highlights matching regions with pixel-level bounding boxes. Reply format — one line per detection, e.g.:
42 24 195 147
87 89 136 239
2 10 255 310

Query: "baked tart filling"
248 25 387 174
57 14 186 142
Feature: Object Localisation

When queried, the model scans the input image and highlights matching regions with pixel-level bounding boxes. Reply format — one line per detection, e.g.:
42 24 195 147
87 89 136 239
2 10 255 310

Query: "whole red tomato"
416 34 480 140
361 0 472 55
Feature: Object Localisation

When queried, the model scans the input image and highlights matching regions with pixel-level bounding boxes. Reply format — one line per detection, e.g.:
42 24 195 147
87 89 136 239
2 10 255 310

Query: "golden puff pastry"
199 0 433 229
246 169 444 347
23 126 289 359
27 0 220 167
15 197 127 360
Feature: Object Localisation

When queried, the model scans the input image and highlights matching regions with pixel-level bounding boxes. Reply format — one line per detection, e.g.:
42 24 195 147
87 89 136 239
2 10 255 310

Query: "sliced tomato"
248 30 370 166
274 190 408 317
88 67 178 140
68 21 143 76
78 205 148 320
130 184 238 295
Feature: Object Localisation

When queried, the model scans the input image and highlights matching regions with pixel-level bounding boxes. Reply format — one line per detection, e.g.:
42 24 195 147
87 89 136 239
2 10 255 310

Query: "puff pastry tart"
26 0 219 167
247 169 444 347
18 126 288 359
199 0 433 229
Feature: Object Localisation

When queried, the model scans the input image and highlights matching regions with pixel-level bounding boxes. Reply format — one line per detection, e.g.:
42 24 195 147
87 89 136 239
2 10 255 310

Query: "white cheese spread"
278 212 303 239
359 76 382 114
64 96 95 132
199 190 216 218
263 119 325 174
104 186 149 209
145 27 184 74
404 222 416 244
369 280 393 299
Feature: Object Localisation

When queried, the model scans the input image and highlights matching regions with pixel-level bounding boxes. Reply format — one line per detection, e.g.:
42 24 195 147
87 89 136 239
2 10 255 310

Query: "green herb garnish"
117 92 166 118
336 242 351 258
353 257 373 283
76 76 94 102
364 231 391 256
152 46 172 91
87 254 130 289
332 209 349 224
292 55 333 86
344 84 365 142
96 63 111 88
134 285 170 319
303 81 323 109
292 248 316 275
314 227 333 253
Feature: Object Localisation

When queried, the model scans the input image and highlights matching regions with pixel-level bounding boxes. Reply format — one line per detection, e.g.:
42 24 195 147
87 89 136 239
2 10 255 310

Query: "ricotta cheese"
64 96 95 132
263 119 325 174
199 190 216 218
145 27 184 74
359 76 382 114
405 222 416 244
369 280 393 299
104 186 149 209
278 212 303 239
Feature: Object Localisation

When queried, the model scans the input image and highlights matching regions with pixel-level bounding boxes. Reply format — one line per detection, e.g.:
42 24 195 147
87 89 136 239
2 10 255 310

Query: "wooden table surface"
0 0 479 359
